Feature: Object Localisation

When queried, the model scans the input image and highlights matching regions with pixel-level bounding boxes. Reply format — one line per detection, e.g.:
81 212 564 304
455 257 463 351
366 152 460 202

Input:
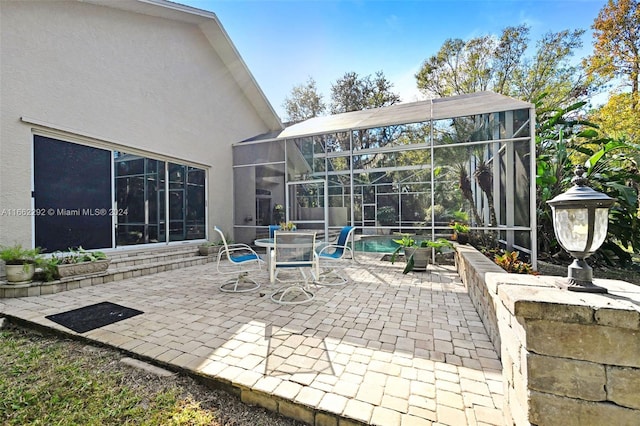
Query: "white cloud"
391 63 429 103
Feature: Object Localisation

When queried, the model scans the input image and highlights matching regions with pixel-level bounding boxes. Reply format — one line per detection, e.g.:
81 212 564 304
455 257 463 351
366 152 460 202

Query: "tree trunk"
457 165 484 226
474 161 498 227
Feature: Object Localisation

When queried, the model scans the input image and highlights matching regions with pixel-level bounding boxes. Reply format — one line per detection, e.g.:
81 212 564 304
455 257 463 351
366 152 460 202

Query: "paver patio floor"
0 253 505 426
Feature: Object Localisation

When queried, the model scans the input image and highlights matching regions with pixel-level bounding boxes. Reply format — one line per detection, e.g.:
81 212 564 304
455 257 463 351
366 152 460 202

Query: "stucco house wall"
0 0 282 248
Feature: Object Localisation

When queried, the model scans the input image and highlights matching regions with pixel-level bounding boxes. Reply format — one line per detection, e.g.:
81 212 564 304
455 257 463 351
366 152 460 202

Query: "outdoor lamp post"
547 165 616 293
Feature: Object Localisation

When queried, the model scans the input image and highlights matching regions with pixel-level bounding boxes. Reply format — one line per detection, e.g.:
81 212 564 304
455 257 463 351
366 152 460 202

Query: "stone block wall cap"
487 272 556 290
499 280 640 326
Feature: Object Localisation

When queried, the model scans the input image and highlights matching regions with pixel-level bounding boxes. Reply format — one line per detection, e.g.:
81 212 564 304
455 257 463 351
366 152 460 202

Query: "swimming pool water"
354 236 400 253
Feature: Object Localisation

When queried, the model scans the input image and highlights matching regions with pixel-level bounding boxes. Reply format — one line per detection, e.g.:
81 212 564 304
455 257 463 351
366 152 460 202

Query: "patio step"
0 244 217 298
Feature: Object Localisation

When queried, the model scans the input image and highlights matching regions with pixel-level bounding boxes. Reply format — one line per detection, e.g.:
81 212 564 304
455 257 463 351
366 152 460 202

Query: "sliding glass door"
115 152 166 245
33 136 112 252
34 136 206 251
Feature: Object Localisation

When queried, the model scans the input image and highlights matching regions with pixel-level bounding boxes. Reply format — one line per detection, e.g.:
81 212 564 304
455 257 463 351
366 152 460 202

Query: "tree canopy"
590 92 640 149
415 25 588 110
330 71 401 114
282 77 326 124
584 0 640 104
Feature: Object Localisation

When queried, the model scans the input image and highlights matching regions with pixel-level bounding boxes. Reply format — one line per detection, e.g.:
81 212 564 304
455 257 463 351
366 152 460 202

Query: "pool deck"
0 253 505 425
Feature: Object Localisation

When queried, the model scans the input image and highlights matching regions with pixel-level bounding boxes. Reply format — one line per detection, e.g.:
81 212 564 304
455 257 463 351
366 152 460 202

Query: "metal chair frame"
269 231 319 304
316 226 356 286
213 226 263 293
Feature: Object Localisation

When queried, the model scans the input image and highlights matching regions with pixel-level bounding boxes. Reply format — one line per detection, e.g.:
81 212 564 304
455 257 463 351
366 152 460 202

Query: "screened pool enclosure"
232 92 537 265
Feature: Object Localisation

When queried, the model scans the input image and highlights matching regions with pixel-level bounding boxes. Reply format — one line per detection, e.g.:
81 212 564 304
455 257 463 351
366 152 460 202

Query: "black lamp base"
564 259 608 294
565 278 608 293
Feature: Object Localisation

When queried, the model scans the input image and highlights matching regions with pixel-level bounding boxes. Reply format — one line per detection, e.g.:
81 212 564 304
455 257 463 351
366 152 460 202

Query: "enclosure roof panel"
277 91 532 139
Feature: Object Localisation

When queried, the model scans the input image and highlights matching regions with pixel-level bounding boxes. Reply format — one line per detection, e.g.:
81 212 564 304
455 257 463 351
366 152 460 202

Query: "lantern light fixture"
546 165 616 293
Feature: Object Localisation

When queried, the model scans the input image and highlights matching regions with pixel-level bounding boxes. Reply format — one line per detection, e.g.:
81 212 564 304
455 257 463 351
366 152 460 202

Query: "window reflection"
115 153 205 246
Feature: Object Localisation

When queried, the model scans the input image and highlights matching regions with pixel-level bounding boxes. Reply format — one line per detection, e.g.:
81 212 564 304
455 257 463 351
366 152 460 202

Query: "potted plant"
0 244 42 284
389 234 418 268
390 236 453 274
450 222 470 245
198 240 224 256
428 238 456 265
279 221 297 231
49 247 110 279
272 204 285 224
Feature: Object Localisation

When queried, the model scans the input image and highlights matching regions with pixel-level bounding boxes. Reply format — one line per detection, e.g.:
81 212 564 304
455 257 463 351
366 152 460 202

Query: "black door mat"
45 302 143 333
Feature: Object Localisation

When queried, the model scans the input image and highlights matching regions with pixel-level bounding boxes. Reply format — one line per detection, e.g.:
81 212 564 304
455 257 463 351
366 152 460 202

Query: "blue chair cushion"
337 226 354 245
319 250 342 259
318 226 354 258
230 253 261 263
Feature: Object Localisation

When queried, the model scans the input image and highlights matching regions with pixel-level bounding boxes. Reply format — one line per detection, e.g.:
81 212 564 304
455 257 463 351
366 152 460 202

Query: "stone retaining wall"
455 245 640 425
454 244 506 354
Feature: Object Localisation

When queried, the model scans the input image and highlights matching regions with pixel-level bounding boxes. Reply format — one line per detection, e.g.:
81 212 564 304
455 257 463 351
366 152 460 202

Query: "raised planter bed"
55 259 110 278
198 245 223 256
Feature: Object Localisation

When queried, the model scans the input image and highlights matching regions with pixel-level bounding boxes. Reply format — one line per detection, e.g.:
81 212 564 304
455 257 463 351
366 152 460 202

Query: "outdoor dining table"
254 235 323 283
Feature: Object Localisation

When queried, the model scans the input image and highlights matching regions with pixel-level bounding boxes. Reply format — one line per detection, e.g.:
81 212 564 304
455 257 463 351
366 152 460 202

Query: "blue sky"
180 0 607 119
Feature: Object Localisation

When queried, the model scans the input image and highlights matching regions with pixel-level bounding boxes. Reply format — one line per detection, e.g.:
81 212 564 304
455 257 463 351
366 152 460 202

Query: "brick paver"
0 253 505 425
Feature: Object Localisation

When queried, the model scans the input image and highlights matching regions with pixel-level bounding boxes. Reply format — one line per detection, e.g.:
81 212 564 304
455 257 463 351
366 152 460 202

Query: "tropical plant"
450 222 470 234
390 235 453 274
535 98 583 257
581 139 640 266
473 158 498 227
389 234 416 263
450 222 470 244
494 250 538 275
403 239 454 274
535 95 640 267
37 257 61 282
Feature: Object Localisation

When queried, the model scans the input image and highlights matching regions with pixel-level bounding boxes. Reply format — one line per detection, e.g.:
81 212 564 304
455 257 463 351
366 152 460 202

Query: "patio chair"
213 226 264 293
270 231 319 304
316 225 356 285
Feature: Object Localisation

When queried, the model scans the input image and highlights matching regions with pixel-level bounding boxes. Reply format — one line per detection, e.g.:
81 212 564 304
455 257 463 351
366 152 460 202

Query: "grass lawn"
0 325 300 426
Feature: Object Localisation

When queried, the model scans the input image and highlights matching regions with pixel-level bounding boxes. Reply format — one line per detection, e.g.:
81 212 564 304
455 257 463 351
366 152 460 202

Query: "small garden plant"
279 221 297 231
494 250 538 275
35 247 108 282
52 247 107 264
449 222 470 234
0 244 41 266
